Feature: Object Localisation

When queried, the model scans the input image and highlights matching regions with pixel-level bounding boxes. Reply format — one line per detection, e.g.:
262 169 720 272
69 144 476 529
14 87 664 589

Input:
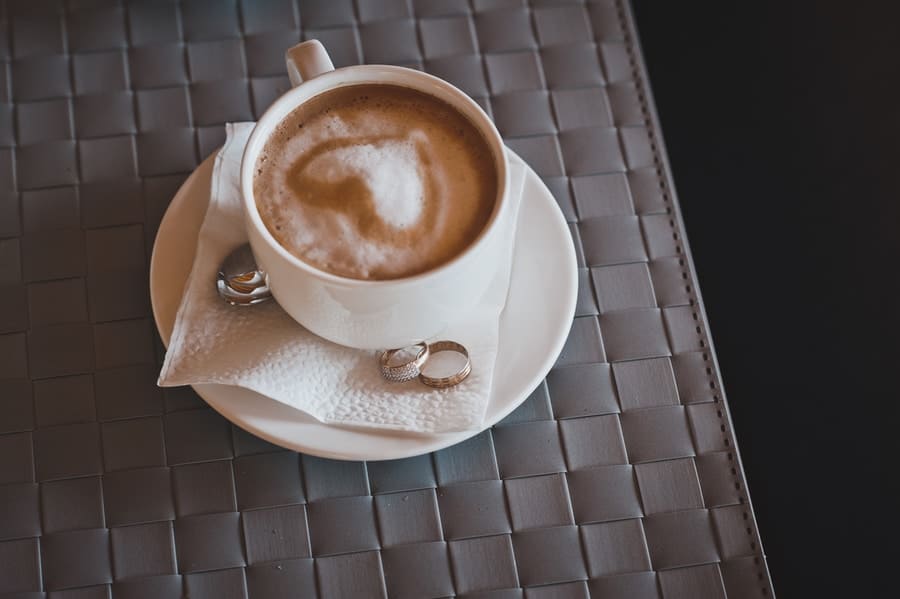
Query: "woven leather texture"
0 0 774 597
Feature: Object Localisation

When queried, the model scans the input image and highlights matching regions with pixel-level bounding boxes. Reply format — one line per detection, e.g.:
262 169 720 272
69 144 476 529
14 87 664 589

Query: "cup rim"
240 64 510 288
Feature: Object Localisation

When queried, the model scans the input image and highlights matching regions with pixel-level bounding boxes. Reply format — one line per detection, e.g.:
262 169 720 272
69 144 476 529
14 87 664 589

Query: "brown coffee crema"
254 84 498 280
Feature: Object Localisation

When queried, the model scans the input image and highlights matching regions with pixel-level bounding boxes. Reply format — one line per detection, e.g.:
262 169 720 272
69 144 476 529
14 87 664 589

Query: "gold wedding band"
380 342 430 382
419 340 471 388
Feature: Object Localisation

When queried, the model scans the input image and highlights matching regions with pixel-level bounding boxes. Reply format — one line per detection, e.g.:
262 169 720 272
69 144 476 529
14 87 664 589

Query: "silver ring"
419 341 471 388
380 343 430 382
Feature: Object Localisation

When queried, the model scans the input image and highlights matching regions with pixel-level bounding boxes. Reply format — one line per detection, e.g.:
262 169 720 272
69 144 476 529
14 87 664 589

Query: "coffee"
254 84 498 280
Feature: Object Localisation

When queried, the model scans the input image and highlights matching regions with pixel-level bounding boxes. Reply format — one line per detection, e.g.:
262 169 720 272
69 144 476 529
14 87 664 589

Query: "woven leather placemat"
0 1 774 597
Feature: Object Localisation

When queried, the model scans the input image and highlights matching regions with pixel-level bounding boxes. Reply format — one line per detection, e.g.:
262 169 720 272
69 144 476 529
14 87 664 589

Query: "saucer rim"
150 148 577 460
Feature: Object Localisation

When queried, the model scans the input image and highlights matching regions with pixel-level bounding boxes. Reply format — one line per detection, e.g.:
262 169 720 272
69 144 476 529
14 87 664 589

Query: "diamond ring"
380 342 430 382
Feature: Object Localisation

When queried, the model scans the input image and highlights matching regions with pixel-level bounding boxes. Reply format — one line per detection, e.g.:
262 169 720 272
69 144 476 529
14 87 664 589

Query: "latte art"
254 84 497 280
303 131 426 229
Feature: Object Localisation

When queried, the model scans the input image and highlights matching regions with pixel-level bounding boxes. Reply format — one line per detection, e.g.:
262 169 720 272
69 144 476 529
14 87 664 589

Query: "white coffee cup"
241 40 512 350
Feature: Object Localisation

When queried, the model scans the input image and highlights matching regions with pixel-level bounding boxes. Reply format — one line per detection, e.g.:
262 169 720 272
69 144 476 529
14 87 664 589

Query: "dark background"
632 1 899 596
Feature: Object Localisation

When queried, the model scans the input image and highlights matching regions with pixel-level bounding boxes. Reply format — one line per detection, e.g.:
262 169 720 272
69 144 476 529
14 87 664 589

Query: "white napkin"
158 123 526 433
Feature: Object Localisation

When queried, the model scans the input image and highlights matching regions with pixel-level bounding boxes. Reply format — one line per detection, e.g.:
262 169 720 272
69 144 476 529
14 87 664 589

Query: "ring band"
380 343 430 382
419 341 471 388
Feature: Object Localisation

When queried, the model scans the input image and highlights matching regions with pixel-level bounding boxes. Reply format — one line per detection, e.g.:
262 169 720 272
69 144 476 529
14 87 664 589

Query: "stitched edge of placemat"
618 0 775 595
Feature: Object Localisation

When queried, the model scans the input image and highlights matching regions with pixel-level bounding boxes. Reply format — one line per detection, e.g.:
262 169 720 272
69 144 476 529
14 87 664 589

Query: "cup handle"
285 40 335 87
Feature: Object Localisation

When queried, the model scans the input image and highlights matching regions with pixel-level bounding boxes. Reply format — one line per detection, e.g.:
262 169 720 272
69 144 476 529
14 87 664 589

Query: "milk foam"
304 133 426 229
255 85 495 280
260 114 443 277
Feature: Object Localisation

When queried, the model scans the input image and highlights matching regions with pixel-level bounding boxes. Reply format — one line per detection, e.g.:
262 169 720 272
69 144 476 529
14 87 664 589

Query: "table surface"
633 1 898 596
0 1 773 598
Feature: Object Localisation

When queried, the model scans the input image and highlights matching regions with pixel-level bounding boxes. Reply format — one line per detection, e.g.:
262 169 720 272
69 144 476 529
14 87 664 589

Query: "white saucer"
150 151 577 461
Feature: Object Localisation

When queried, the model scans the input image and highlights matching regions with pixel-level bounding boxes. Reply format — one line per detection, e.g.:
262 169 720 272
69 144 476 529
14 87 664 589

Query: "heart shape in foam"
304 132 427 229
254 85 499 282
